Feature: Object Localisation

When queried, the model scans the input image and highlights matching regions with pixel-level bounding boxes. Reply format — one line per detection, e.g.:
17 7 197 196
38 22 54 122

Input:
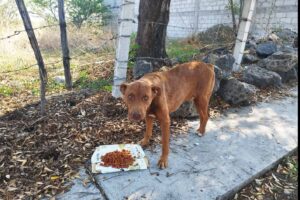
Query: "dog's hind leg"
193 96 209 136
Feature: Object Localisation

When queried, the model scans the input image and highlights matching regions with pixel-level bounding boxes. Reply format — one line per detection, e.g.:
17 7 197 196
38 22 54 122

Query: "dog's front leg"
157 113 170 169
139 115 154 146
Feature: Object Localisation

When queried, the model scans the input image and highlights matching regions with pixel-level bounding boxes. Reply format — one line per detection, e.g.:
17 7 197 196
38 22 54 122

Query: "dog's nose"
131 112 142 121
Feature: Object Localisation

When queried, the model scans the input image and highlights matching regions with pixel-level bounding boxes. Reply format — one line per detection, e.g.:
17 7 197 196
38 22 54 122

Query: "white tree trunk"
233 0 256 71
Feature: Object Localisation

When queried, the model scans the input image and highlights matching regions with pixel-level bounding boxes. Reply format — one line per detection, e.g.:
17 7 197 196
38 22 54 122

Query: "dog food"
100 149 134 168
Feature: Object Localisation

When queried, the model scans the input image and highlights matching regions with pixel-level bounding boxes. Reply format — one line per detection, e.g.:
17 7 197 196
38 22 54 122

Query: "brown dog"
120 61 215 168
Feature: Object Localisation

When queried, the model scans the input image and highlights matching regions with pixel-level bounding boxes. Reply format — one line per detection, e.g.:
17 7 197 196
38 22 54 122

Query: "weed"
0 85 14 96
47 79 65 92
285 155 298 181
166 40 199 63
74 70 112 90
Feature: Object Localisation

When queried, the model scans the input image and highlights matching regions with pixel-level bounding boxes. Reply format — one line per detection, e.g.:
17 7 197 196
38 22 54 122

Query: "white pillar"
112 0 135 98
232 0 256 72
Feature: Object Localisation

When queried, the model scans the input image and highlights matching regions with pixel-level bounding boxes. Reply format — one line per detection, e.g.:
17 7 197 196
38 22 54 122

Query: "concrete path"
57 87 298 200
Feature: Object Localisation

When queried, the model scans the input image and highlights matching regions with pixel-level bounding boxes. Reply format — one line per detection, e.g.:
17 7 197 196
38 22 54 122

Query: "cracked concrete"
57 87 298 200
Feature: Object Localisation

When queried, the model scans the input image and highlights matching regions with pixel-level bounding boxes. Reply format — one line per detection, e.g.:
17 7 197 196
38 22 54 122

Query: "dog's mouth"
128 112 145 121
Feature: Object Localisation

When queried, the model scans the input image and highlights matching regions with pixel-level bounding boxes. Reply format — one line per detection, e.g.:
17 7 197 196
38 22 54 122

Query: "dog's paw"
196 128 205 137
157 157 168 169
196 132 204 137
138 138 149 147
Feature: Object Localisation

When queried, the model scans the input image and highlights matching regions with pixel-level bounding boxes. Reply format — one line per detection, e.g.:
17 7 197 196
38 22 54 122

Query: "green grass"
166 40 199 63
0 85 14 96
285 155 298 180
47 79 65 91
74 70 112 91
128 34 200 66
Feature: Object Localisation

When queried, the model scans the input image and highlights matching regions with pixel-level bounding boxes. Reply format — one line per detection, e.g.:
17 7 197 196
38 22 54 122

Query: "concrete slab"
56 168 105 200
95 87 298 200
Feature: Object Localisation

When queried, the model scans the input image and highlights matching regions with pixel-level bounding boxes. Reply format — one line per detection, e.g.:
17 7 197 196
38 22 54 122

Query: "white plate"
91 144 149 173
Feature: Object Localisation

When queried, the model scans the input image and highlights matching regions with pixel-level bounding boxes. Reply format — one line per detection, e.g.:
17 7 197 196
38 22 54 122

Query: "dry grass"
0 21 116 106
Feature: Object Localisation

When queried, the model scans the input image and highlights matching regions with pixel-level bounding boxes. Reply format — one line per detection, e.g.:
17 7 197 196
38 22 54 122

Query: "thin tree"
135 0 171 69
58 0 72 90
15 0 47 115
229 0 237 35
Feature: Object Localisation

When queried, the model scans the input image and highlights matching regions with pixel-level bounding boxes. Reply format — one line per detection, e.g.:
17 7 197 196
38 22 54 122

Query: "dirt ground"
1 81 298 199
0 89 188 199
234 150 298 200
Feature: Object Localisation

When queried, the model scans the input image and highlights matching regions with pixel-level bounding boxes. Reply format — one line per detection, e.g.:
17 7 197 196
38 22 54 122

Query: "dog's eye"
143 96 148 101
128 94 134 100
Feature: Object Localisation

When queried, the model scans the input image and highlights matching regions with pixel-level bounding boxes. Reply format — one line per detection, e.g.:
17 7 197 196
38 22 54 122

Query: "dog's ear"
120 83 128 95
151 86 161 97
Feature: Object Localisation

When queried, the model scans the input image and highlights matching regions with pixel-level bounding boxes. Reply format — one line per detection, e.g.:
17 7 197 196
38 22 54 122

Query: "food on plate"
100 149 134 168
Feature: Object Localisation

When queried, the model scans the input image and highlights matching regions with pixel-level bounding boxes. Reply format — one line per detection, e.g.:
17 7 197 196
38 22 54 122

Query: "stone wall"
104 0 298 38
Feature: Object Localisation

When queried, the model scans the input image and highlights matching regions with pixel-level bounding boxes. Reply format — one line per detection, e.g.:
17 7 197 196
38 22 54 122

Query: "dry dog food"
100 149 135 168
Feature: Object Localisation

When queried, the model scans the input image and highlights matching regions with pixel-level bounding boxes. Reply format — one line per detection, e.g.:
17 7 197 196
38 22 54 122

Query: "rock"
257 51 298 73
277 68 298 83
203 54 235 79
170 58 180 65
171 101 198 118
213 65 223 93
293 36 298 48
133 60 153 79
256 41 277 58
278 45 298 54
242 65 282 88
202 54 219 64
213 79 221 93
242 54 259 64
294 62 298 72
245 39 257 50
274 28 297 45
268 33 280 43
53 76 65 84
215 54 235 78
213 65 223 79
218 78 257 105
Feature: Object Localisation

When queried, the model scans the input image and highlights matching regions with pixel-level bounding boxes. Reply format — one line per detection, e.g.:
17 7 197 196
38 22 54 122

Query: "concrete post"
112 0 135 98
232 0 256 71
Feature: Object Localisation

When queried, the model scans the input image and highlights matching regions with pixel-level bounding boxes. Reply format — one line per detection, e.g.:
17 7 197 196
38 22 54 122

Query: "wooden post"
232 0 256 71
58 0 72 90
112 0 135 98
15 0 47 115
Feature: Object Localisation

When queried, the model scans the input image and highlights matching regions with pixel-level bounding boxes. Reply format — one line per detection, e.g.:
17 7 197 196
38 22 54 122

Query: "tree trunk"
229 0 237 35
238 0 244 28
15 0 47 115
58 0 72 90
135 0 171 69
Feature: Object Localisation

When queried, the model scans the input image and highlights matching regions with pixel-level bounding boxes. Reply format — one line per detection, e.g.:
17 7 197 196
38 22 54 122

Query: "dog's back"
142 61 215 113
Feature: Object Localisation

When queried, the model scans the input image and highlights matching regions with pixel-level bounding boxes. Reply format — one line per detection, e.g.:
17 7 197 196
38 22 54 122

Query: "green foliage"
166 40 199 63
128 33 139 68
67 0 110 28
0 85 14 96
285 156 298 181
29 0 58 23
47 79 65 91
29 0 110 27
102 85 112 92
74 70 112 91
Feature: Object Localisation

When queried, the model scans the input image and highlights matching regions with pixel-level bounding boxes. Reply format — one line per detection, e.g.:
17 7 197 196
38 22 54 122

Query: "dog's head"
120 80 160 121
